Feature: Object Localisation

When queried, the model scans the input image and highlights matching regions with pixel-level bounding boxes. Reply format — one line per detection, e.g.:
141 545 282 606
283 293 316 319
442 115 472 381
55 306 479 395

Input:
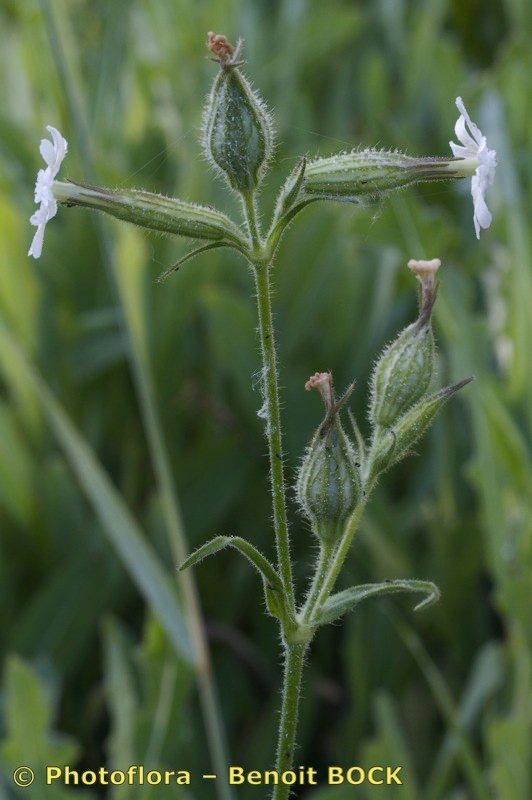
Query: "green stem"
253 263 296 613
242 190 262 253
241 193 304 799
241 194 295 615
272 644 307 800
301 541 335 624
310 498 368 619
40 4 232 797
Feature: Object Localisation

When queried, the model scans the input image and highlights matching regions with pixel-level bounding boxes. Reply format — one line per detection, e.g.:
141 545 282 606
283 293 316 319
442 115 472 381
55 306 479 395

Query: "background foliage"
0 0 531 798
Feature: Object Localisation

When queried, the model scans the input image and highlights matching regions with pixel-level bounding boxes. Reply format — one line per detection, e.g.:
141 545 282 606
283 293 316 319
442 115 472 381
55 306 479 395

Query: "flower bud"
202 33 273 192
296 373 360 545
369 259 440 429
303 150 463 203
52 180 245 246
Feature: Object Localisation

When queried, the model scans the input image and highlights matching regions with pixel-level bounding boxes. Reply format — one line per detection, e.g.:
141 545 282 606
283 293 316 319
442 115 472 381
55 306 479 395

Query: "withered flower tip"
207 32 235 64
408 258 441 327
305 372 334 412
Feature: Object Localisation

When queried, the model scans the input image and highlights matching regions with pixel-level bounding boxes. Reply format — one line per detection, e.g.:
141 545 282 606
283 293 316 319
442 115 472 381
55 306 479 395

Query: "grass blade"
0 317 193 665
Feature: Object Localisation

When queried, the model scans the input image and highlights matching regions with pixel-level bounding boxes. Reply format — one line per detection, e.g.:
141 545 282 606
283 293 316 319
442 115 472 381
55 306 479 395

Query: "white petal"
472 179 492 223
455 97 484 147
39 138 56 166
46 125 68 175
29 125 68 258
449 141 471 159
30 207 47 226
34 168 53 204
450 98 497 238
28 224 45 258
454 114 477 153
471 173 492 239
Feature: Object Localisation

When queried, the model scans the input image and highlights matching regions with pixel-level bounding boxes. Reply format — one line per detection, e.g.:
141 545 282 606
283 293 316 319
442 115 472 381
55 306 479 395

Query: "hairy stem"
272 644 307 800
253 263 296 612
309 498 368 619
242 194 295 615
301 541 335 624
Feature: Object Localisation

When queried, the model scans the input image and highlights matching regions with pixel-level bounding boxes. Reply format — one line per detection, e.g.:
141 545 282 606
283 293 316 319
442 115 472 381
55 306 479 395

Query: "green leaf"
0 656 82 799
271 157 307 226
361 692 420 799
0 400 35 525
394 618 491 800
369 377 473 480
103 620 138 795
427 643 504 798
0 318 194 666
180 535 281 591
156 241 239 283
315 579 440 625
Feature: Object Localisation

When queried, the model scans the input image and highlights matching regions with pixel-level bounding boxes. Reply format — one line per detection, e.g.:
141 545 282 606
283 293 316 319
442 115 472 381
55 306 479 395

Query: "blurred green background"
0 0 531 798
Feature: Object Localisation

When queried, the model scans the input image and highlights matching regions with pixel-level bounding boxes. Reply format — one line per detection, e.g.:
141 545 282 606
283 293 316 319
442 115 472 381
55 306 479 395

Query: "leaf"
360 692 420 799
0 400 35 525
0 657 83 799
103 620 138 800
179 535 281 591
394 617 491 800
315 579 440 625
271 157 307 226
369 377 473 480
427 643 504 798
348 408 366 464
0 318 194 666
156 241 238 283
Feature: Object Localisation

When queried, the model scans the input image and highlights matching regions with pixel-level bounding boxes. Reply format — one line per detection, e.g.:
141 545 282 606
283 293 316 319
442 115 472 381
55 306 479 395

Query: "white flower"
449 97 497 239
28 125 68 258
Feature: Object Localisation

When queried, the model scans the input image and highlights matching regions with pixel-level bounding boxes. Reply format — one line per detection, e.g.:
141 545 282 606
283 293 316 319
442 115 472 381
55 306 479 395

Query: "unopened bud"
203 34 273 192
303 150 464 203
296 373 359 544
369 259 440 428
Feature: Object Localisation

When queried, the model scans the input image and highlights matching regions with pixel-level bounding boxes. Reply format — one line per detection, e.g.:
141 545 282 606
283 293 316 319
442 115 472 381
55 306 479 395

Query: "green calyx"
369 265 438 428
203 52 273 192
53 180 246 247
303 149 460 203
296 374 360 544
370 321 435 428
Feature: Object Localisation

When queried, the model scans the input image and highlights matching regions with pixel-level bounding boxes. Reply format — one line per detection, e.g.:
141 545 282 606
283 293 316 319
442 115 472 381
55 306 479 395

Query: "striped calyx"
296 373 360 544
203 33 273 192
52 181 245 246
369 259 440 429
303 150 462 203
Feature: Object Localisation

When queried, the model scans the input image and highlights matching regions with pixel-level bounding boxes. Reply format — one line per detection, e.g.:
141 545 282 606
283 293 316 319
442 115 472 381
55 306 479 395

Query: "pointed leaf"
272 157 307 224
348 408 366 464
315 579 440 625
156 241 240 283
179 535 281 591
369 377 473 480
